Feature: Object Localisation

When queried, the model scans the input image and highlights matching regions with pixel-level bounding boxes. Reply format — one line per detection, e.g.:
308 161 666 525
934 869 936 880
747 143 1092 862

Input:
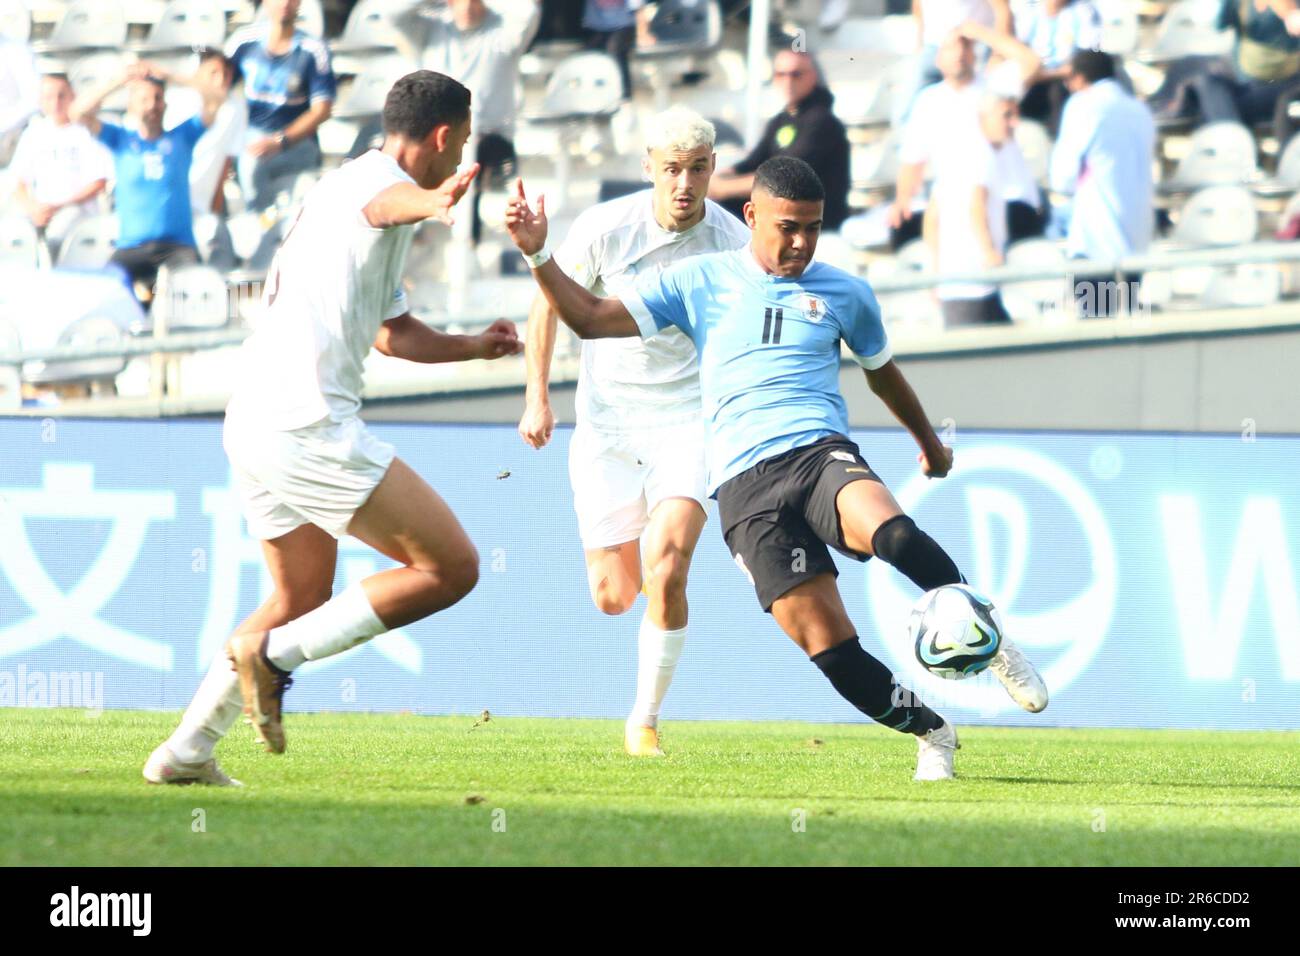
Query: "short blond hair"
643 105 716 155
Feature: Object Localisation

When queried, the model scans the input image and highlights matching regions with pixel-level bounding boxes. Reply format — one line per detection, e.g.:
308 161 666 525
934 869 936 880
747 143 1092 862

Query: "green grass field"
2 708 1297 866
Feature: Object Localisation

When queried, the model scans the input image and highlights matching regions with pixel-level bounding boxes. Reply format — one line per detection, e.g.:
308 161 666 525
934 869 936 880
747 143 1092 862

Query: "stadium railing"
3 240 1300 414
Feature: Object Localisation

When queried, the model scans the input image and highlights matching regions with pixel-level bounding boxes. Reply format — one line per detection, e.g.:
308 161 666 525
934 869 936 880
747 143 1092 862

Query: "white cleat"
988 638 1049 713
914 720 959 781
143 744 243 787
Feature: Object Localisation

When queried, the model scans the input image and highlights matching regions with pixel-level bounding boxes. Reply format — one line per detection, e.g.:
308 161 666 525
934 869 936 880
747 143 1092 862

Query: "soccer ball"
910 584 1004 680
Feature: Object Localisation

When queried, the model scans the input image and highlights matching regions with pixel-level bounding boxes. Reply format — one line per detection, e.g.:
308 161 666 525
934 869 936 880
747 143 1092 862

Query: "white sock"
265 583 386 671
628 618 686 729
166 653 242 764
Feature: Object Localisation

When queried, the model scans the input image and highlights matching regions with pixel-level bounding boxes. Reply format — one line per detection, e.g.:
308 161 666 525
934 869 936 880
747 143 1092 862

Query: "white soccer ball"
909 583 1004 680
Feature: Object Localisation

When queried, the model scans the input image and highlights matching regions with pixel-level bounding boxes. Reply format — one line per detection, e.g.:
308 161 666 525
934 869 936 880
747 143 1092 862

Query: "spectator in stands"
1016 0 1103 134
226 0 336 211
582 0 648 99
71 63 228 301
0 37 39 166
708 50 851 230
1051 50 1154 318
1182 0 1300 133
165 50 247 270
924 91 1019 327
890 22 1042 245
397 0 542 242
898 0 1013 124
10 74 113 260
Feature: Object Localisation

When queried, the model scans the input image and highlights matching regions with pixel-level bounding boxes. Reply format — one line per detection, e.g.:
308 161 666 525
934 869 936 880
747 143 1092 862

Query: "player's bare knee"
593 582 637 616
644 549 690 604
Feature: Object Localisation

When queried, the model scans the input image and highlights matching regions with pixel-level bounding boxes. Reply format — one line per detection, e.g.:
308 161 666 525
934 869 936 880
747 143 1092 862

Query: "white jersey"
228 149 415 431
553 190 751 432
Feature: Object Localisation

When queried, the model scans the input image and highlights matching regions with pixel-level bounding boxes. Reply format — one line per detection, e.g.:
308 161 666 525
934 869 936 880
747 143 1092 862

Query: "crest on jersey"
830 451 856 463
804 296 825 323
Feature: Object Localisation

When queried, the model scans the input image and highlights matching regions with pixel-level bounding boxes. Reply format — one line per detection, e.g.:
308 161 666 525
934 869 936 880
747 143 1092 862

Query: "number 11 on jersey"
762 307 784 345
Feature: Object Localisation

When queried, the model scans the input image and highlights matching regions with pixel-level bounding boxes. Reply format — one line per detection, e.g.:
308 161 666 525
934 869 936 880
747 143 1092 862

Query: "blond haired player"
518 107 750 756
144 71 521 785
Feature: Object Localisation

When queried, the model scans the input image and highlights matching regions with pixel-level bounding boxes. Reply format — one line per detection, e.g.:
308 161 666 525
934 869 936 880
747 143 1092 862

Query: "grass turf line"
2 708 1297 866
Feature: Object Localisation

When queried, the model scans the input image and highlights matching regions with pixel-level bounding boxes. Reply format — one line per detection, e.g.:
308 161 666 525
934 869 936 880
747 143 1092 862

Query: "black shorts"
716 434 883 613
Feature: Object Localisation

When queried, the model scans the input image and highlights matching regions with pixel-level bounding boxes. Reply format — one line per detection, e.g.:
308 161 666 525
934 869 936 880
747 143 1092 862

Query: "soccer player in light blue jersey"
507 156 1047 780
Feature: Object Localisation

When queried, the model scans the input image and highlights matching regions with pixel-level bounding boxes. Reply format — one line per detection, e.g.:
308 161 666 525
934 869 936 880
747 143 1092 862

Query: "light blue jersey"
619 246 892 495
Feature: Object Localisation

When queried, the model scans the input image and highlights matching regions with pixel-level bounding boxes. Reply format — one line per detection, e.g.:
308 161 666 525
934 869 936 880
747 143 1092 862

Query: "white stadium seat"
0 0 31 43
1172 186 1259 246
29 0 126 56
1162 122 1258 192
56 213 117 269
0 215 43 269
1140 0 1234 63
129 0 226 53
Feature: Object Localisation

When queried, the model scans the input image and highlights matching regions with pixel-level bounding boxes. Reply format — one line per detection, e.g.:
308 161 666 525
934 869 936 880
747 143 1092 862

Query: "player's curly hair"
382 70 471 141
753 156 824 204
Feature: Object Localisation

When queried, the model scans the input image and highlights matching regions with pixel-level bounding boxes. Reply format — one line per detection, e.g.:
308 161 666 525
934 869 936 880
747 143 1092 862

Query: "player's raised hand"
475 319 524 360
504 178 548 255
519 400 555 449
919 444 953 479
429 163 480 225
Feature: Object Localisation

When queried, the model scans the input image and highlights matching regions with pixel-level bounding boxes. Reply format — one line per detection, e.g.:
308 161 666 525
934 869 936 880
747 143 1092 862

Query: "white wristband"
523 246 551 269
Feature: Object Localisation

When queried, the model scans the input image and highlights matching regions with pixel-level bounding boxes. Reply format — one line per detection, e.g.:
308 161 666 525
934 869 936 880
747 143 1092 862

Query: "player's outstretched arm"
374 314 523 364
863 360 953 478
363 164 481 229
519 292 558 449
504 179 641 340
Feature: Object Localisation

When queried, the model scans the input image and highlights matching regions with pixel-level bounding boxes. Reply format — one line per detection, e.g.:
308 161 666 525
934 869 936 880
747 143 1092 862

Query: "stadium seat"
56 213 116 269
528 52 623 125
28 0 127 58
128 0 226 54
1138 0 1234 63
1200 263 1283 308
817 14 916 54
634 0 723 109
68 51 131 115
1171 185 1259 246
1161 122 1258 192
153 264 229 332
1254 134 1300 198
0 0 31 43
869 240 939 330
524 51 626 207
1096 0 1140 56
636 0 722 55
331 52 417 120
851 132 899 192
0 216 44 269
329 0 405 74
39 312 129 385
1004 237 1068 310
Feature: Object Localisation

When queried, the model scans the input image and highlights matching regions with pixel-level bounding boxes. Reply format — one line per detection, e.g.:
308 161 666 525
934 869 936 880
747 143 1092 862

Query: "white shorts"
223 413 396 541
568 419 708 550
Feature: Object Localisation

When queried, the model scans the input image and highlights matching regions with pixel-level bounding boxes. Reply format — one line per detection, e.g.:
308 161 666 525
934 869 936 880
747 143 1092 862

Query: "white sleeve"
8 125 34 183
385 284 408 320
898 93 933 165
226 95 249 158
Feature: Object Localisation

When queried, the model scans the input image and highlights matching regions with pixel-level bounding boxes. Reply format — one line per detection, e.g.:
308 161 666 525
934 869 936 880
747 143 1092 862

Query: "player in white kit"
143 71 522 785
518 107 750 756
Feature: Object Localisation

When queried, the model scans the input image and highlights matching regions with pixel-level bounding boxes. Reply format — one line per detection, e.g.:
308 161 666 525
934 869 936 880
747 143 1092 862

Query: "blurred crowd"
1 0 1298 337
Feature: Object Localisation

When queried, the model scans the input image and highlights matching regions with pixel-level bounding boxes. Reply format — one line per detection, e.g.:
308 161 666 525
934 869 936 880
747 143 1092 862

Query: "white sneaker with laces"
143 744 243 787
988 638 1049 712
914 720 959 781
